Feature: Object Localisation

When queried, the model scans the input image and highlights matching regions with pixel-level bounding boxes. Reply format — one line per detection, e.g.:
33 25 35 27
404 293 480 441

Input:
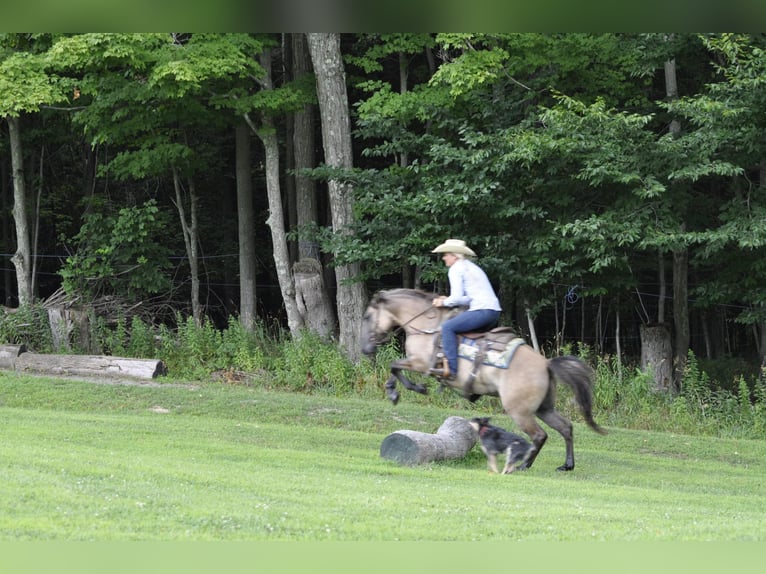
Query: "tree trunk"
759 161 766 365
380 416 477 466
246 48 304 335
235 124 258 331
615 304 623 383
172 167 202 325
292 33 320 261
673 247 690 393
7 115 33 307
657 250 666 323
306 33 366 361
250 115 304 335
524 300 540 353
664 57 681 137
31 144 43 299
16 352 166 380
640 323 672 392
293 258 335 338
283 35 297 265
1 152 12 305
1 344 166 380
289 33 335 338
664 46 688 394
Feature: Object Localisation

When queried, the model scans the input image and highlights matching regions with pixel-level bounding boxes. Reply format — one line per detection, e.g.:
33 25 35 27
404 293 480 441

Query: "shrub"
0 304 53 352
13 303 765 441
274 330 356 393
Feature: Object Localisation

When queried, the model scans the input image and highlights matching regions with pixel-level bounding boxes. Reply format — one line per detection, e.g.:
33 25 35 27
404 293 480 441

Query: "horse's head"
360 292 396 356
361 289 440 356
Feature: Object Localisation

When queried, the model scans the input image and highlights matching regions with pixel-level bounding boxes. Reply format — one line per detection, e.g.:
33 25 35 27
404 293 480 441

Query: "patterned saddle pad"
458 336 525 369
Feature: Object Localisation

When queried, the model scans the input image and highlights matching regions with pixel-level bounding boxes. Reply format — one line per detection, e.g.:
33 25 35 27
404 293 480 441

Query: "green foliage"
574 349 766 439
149 34 264 98
345 32 766 335
59 199 173 300
0 304 52 352
273 330 359 394
0 34 67 116
5 33 766 448
174 315 223 377
69 307 766 441
215 319 270 372
127 315 154 359
107 316 128 356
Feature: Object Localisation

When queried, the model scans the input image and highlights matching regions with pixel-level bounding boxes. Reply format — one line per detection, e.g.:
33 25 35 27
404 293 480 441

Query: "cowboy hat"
431 239 476 257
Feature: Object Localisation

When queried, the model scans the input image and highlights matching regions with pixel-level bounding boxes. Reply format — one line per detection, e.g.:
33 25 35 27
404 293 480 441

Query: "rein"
371 297 440 344
397 305 439 335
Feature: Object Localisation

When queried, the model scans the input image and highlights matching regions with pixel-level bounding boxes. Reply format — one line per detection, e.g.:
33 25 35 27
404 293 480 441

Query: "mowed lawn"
0 372 764 541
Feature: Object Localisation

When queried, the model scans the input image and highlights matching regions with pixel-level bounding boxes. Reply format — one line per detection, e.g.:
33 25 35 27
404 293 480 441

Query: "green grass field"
1 371 764 541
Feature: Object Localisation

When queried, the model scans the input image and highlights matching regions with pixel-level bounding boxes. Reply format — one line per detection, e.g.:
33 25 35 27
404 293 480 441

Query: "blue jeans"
441 309 501 374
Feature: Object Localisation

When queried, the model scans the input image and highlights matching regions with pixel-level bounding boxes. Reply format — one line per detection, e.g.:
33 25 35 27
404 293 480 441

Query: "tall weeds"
2 311 764 440
585 348 766 439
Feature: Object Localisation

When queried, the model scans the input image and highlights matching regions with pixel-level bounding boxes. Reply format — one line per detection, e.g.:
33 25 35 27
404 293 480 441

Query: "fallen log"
0 344 26 370
380 416 477 466
0 344 166 380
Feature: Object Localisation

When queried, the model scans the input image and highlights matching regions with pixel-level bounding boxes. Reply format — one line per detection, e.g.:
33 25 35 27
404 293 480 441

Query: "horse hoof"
388 391 400 405
556 464 574 472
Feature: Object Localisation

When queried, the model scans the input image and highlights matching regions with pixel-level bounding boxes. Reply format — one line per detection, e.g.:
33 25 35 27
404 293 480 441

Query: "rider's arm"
442 262 470 307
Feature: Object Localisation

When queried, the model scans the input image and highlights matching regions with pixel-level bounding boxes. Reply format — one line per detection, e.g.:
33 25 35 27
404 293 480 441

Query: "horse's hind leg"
537 407 575 471
508 412 547 470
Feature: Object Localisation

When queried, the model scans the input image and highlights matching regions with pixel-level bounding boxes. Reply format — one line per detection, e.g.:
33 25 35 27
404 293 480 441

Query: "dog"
469 417 535 474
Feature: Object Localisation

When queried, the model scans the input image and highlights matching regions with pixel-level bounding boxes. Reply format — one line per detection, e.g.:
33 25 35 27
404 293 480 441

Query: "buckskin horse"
361 288 606 471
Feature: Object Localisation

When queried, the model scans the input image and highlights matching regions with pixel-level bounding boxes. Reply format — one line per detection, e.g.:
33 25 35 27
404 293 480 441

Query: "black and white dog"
469 417 535 474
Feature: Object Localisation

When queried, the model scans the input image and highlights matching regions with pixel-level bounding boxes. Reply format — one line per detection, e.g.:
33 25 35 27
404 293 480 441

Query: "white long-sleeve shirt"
443 258 501 311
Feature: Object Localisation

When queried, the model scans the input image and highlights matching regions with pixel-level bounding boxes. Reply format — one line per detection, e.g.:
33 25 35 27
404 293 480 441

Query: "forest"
2 33 766 393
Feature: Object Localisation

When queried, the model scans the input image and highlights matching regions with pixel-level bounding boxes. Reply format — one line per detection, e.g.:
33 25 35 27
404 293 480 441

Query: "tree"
340 33 718 379
5 115 32 306
6 31 766 381
235 124 257 331
242 47 305 335
289 33 335 339
0 34 65 307
47 33 208 320
50 33 269 326
667 34 766 367
306 33 366 361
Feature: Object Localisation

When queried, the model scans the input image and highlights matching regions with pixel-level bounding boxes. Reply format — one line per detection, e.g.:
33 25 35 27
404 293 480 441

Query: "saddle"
431 326 523 382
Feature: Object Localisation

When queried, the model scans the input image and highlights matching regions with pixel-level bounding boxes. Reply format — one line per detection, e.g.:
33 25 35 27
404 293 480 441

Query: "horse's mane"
376 288 436 303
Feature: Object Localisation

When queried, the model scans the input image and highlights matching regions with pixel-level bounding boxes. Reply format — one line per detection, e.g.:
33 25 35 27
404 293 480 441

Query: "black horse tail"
548 355 607 435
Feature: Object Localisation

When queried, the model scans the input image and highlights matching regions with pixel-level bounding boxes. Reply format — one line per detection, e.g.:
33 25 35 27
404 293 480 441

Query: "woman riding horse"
361 284 607 471
430 239 501 396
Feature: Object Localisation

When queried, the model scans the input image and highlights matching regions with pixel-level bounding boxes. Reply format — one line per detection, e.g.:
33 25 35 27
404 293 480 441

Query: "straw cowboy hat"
431 239 477 257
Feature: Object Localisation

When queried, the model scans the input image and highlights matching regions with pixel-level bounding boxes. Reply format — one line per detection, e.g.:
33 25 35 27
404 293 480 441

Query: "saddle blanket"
458 336 526 369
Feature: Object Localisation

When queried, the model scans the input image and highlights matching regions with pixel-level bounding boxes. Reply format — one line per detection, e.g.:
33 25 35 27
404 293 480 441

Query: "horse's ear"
373 291 386 305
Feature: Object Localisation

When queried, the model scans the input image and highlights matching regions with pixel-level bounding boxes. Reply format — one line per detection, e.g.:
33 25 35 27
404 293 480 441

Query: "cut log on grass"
380 416 477 466
0 345 167 380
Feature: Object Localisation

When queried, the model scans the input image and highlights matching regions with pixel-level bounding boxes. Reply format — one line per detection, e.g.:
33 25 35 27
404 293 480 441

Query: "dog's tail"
548 356 607 435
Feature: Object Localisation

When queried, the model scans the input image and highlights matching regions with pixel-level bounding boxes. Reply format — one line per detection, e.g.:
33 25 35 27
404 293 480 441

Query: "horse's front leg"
385 374 400 405
391 359 428 394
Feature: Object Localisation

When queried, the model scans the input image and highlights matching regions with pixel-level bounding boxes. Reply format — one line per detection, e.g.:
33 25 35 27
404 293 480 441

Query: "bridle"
365 300 439 348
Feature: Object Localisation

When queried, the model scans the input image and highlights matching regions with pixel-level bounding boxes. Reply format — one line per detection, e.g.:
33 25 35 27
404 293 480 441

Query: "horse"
361 288 607 471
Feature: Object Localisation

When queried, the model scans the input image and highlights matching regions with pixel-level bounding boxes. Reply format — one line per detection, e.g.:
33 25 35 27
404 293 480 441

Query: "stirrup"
428 366 453 380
